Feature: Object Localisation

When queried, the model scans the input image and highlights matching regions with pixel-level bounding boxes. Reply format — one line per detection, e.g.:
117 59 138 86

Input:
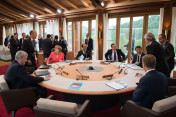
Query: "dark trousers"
33 84 47 98
30 57 37 70
11 52 16 62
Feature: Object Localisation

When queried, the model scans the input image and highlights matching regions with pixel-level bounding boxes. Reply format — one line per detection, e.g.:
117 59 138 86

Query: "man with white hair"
6 51 50 98
144 32 169 77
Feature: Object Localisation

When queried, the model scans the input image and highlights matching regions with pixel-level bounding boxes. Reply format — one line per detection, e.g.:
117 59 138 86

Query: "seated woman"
46 45 64 64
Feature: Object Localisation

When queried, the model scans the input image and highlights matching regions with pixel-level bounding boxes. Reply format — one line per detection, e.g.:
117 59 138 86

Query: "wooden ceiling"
0 0 174 24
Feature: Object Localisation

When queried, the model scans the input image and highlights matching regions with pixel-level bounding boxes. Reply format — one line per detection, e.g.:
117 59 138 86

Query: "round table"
38 60 145 110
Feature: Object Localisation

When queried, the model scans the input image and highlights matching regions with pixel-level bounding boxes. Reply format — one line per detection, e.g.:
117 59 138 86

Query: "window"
91 20 96 51
68 22 72 51
132 16 144 55
82 21 88 44
108 18 116 50
74 21 80 56
148 15 160 40
119 17 130 56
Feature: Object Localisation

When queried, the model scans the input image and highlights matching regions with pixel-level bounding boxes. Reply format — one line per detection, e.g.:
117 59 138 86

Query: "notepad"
34 70 50 76
106 81 128 90
68 83 82 90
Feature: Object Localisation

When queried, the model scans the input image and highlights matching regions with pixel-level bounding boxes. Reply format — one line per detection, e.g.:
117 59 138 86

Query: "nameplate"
69 63 77 65
100 62 109 65
102 74 113 78
84 62 92 64
76 75 89 80
62 71 69 75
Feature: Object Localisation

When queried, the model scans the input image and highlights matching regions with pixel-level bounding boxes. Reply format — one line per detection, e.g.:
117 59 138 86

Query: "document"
106 81 128 90
68 82 82 90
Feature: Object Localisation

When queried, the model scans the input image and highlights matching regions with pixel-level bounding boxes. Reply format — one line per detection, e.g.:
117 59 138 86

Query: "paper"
41 74 52 78
106 81 128 90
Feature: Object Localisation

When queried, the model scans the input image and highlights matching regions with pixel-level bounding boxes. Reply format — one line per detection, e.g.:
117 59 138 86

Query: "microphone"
118 62 123 69
124 64 136 75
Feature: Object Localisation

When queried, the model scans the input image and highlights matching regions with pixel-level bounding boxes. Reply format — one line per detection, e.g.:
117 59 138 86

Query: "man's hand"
78 57 81 60
32 52 36 57
135 62 140 65
43 77 50 81
27 60 32 65
85 58 89 60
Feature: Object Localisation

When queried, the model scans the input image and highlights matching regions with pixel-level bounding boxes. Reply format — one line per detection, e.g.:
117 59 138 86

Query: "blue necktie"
114 51 116 60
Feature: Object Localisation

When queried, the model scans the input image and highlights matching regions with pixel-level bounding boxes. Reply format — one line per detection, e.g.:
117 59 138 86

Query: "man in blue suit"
42 34 52 58
131 54 167 109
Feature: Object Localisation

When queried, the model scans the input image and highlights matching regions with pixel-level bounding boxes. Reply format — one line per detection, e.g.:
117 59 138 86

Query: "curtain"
170 7 176 45
63 18 67 41
103 13 109 60
93 14 99 60
159 8 164 35
3 26 6 46
16 23 33 39
6 26 14 36
46 19 59 36
35 22 40 51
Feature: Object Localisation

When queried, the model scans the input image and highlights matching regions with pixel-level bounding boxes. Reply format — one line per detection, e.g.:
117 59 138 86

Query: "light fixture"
30 14 34 18
57 9 62 14
100 2 104 7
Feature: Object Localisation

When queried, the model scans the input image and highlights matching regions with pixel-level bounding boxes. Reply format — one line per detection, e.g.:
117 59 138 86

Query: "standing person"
6 51 50 98
42 34 52 59
158 34 175 76
38 34 43 50
19 33 26 50
105 43 125 62
85 33 93 53
22 30 37 70
144 32 169 77
51 34 54 45
52 35 60 48
60 36 68 60
4 35 10 47
10 33 20 62
132 46 146 67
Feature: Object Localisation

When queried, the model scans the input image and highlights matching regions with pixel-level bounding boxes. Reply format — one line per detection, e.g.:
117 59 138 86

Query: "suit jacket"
52 40 60 48
38 38 43 50
42 38 52 54
4 37 9 47
6 60 44 89
162 41 175 71
146 41 169 77
22 37 35 61
76 50 92 60
46 52 64 64
132 53 146 67
85 38 93 52
10 38 20 53
105 49 125 62
132 70 167 109
19 38 25 50
61 40 68 53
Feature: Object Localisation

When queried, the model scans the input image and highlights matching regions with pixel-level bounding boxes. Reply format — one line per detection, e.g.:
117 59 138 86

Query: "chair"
34 95 91 117
120 95 176 117
167 78 176 97
0 75 39 117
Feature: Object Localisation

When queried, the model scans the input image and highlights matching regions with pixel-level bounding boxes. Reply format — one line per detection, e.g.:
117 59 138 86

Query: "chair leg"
12 111 15 117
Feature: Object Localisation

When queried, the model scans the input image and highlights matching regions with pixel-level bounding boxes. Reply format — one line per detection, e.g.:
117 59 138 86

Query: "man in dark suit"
19 33 26 50
22 30 37 70
60 36 68 60
132 46 146 67
105 43 125 62
52 35 60 48
144 32 169 77
85 33 93 53
158 34 175 75
10 33 20 62
131 55 167 109
76 44 92 60
42 34 52 58
38 34 43 50
6 51 50 98
4 35 10 47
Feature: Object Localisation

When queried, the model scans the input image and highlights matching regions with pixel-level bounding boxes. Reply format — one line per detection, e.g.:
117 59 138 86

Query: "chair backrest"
152 95 176 113
36 98 78 115
0 75 9 92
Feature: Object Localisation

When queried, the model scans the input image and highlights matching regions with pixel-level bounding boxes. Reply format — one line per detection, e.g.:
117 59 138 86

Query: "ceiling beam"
36 0 58 14
80 0 90 7
66 0 79 9
0 13 15 21
0 0 30 17
52 0 69 11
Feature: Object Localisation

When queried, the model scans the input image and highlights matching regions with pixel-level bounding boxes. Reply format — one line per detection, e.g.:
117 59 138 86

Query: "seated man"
76 44 92 60
132 46 146 67
105 43 125 62
131 55 167 109
6 51 50 98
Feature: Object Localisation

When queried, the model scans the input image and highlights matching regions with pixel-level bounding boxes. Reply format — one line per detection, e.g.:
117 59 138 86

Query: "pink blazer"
47 52 64 64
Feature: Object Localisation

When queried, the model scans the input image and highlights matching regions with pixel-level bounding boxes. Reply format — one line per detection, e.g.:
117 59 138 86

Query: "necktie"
114 51 116 60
